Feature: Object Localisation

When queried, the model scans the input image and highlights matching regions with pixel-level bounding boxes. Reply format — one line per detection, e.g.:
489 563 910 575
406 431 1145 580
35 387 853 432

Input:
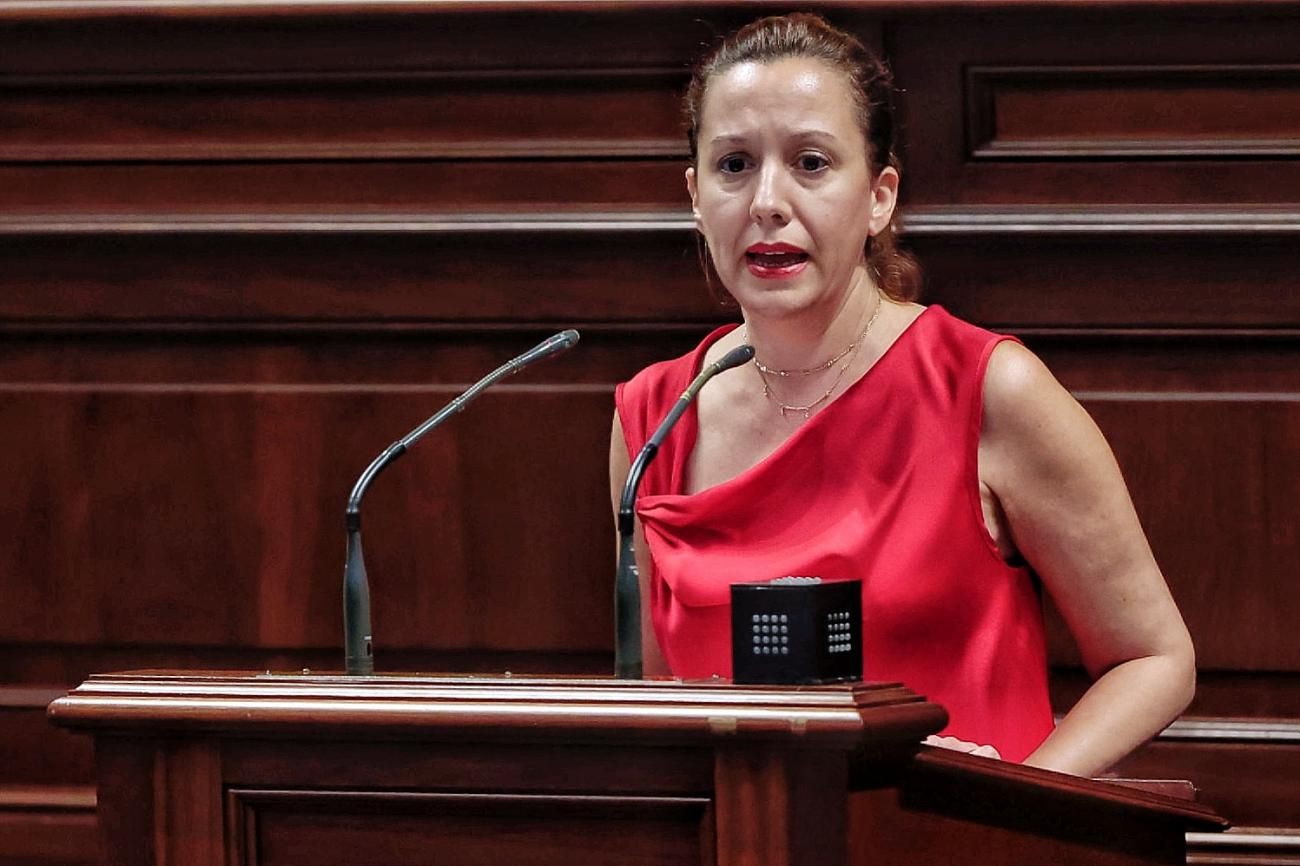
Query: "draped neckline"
651 304 938 504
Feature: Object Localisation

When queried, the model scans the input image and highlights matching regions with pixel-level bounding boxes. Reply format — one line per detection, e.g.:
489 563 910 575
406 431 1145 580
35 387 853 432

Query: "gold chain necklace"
747 295 883 420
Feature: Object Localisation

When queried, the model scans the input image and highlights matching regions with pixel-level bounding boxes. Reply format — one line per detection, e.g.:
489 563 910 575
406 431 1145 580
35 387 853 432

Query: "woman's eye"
718 155 750 174
797 153 829 172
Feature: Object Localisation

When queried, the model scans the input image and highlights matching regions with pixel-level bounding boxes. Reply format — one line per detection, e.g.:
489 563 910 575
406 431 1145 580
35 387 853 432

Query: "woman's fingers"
923 735 1002 760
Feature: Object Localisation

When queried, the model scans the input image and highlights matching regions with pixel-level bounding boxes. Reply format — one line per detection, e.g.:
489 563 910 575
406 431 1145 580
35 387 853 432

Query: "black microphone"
614 342 755 679
343 329 580 675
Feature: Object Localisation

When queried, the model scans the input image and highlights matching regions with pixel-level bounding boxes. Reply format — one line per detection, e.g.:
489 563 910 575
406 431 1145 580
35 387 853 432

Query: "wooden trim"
1 0 1298 19
3 321 1296 341
1187 827 1300 865
0 67 684 85
6 206 1300 238
0 784 96 810
1100 779 1198 800
1157 718 1300 743
0 141 686 164
909 747 1228 830
225 788 712 866
902 205 1300 236
0 212 695 236
0 793 97 866
229 788 711 810
47 672 947 749
1075 391 1300 402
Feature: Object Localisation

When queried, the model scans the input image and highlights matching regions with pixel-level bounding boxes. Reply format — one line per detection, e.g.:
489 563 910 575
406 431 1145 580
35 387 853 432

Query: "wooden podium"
48 672 1225 866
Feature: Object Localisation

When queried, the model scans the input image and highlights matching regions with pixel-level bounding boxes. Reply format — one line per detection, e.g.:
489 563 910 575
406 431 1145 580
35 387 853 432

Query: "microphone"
343 329 580 675
614 342 755 679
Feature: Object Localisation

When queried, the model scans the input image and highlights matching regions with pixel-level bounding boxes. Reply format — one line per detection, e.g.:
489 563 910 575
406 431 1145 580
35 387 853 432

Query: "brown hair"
684 12 922 303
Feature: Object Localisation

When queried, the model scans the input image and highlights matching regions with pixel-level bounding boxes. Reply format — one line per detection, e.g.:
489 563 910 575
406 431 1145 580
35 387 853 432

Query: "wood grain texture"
230 790 711 866
1185 827 1300 866
0 163 690 212
1114 736 1300 827
0 70 690 163
49 672 1222 866
714 749 846 866
1073 399 1300 672
0 0 1295 859
47 673 948 748
893 15 1300 205
0 387 615 652
967 65 1300 158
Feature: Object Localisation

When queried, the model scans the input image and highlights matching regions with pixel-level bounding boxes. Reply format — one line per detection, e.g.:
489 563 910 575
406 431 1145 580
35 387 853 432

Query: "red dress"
614 306 1055 762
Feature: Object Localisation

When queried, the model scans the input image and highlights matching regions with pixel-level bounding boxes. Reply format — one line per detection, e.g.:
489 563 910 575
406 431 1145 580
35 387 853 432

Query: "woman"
609 13 1193 777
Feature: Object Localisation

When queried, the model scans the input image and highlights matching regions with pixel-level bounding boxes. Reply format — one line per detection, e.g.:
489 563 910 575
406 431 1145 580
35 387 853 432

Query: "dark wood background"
1 2 1296 863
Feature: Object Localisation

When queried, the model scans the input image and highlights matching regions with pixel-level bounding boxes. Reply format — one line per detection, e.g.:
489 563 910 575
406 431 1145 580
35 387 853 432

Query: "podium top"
48 669 947 750
48 670 1227 832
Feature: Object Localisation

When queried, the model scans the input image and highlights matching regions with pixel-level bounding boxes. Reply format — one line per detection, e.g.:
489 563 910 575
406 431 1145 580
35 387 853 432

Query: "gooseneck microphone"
614 342 755 679
343 329 580 675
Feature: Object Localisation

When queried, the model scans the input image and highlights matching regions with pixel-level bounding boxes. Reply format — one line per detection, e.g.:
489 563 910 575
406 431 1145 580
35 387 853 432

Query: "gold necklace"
754 329 858 377
748 295 883 420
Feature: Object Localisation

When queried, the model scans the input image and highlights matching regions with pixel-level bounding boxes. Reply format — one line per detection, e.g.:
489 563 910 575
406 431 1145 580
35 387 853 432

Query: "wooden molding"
0 211 695 236
2 0 1298 18
902 205 1300 236
7 206 1300 237
47 672 947 748
1187 827 1300 866
910 748 1227 831
1158 718 1300 744
0 784 96 810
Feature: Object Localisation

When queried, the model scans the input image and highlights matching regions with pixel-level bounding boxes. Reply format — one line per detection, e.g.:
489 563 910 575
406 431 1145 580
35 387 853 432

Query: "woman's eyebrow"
787 129 841 144
707 129 841 148
706 134 750 148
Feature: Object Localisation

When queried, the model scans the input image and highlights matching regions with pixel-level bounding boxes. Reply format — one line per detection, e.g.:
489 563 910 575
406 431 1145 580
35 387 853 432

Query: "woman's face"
687 57 897 320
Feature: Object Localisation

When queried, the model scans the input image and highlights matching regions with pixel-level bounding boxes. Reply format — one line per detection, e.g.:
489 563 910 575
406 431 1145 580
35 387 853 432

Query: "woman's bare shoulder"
980 339 1083 441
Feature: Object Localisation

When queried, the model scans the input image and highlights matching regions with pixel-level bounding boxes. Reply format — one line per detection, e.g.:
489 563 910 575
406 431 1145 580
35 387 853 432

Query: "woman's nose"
749 164 791 225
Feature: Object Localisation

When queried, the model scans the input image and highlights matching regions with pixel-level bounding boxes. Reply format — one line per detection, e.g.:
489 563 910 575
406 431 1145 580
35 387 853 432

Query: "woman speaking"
610 13 1194 777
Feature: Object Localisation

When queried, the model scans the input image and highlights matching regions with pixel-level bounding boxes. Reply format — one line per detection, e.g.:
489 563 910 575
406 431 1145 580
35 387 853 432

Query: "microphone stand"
614 343 754 679
343 329 580 675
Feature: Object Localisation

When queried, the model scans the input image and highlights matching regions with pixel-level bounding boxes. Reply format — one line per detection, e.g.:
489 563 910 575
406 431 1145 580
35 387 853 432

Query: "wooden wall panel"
892 13 1300 204
0 386 615 652
966 65 1300 159
1114 733 1300 827
0 691 93 785
0 71 689 163
232 790 710 866
0 161 690 212
910 229 1300 328
0 2 1297 862
1040 399 1300 672
0 225 716 323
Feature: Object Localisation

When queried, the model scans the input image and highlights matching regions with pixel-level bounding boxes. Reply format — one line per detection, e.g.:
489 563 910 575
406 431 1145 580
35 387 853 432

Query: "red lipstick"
745 242 809 279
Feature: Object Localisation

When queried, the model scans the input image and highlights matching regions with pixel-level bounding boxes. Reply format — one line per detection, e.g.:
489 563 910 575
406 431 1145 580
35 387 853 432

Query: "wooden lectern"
48 672 1225 866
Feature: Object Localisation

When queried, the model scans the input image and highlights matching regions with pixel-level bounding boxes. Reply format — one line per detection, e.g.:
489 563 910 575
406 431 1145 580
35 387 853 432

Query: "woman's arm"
979 341 1195 777
609 412 672 677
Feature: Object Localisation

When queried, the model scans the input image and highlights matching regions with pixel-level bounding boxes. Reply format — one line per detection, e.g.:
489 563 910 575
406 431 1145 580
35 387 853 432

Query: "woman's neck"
741 268 882 372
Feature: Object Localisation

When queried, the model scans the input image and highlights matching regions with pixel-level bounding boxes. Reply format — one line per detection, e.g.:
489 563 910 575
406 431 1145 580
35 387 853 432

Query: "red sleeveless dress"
614 306 1055 762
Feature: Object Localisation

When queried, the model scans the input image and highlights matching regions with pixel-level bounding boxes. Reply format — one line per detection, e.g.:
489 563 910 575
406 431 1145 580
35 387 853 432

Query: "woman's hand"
924 735 1002 760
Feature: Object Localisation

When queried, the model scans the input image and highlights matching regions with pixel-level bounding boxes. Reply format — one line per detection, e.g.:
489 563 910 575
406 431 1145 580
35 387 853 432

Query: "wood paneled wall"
1 2 1297 863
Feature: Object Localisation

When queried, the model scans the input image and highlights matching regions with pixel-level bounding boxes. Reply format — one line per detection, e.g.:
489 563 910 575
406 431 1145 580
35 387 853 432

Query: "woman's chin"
728 280 824 320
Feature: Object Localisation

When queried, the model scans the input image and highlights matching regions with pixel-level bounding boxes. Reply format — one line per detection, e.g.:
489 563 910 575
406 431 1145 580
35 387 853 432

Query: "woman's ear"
686 166 701 223
868 166 900 237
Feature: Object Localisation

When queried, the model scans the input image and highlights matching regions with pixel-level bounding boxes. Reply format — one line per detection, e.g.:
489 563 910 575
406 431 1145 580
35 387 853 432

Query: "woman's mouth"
745 244 809 279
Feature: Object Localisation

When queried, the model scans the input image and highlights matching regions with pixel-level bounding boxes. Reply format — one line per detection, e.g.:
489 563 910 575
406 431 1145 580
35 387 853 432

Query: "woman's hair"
684 12 922 303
